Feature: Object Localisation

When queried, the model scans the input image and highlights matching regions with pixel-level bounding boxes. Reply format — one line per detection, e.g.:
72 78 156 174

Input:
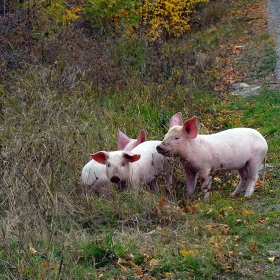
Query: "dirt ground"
267 0 280 80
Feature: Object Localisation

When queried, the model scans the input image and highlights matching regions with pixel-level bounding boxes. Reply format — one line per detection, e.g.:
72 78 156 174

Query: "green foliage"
83 0 141 33
42 1 81 26
76 235 119 268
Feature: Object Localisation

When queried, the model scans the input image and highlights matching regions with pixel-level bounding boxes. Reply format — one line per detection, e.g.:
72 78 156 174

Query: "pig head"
90 150 141 186
81 129 146 195
157 112 268 200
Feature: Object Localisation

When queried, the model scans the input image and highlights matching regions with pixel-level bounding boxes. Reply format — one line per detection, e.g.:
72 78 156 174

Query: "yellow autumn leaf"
268 256 275 262
29 244 37 254
180 250 197 257
164 272 173 278
215 242 223 249
41 261 55 270
221 264 234 272
205 225 212 231
213 177 221 183
209 236 217 243
242 209 255 215
149 258 158 267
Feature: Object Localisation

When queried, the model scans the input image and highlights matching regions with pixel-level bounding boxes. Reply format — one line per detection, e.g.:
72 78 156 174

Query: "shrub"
83 0 141 34
140 0 209 41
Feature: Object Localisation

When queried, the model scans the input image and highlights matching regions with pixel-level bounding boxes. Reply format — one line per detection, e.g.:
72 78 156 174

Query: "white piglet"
90 141 172 191
156 112 268 200
81 130 146 194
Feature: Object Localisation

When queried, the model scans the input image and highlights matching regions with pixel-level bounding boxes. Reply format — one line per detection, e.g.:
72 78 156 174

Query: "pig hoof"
230 191 238 197
244 192 253 198
202 194 209 202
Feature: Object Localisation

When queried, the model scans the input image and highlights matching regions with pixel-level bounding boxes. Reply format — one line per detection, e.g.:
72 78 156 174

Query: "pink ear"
136 129 146 145
90 151 109 164
118 130 131 150
169 112 183 128
183 116 198 139
123 152 141 163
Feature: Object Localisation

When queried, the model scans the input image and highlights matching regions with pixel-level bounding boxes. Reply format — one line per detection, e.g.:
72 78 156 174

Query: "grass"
1 0 280 279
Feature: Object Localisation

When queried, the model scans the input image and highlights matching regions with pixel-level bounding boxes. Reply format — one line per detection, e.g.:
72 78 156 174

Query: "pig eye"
174 136 179 140
122 162 126 167
107 163 111 168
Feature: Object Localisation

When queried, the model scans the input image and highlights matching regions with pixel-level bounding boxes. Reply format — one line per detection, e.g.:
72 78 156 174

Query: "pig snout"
156 143 170 155
156 144 165 154
110 176 120 184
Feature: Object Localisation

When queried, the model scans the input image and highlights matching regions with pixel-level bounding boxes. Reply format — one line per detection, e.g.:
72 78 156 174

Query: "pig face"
90 151 141 184
157 116 198 157
156 126 183 157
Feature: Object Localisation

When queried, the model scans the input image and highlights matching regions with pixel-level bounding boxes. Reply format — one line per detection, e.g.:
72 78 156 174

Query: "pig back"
129 140 169 181
195 127 267 171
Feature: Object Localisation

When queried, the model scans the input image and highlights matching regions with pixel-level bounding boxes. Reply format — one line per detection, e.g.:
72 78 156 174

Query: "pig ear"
123 152 141 163
90 151 109 164
136 129 146 145
169 112 183 128
118 130 131 150
183 116 198 139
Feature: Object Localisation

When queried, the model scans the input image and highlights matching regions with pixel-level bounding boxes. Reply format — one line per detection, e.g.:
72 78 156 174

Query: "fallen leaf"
135 267 144 276
209 236 217 243
205 225 212 231
149 259 158 267
242 209 255 215
29 244 37 254
164 272 173 278
215 243 223 249
221 264 234 272
178 200 186 208
156 197 167 218
183 206 193 213
41 261 55 270
180 250 197 257
249 244 258 253
116 262 128 273
158 196 167 208
268 256 275 262
258 218 268 224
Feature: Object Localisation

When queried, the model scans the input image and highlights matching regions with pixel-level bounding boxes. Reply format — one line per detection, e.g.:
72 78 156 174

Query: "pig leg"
244 161 260 197
184 168 198 197
200 171 212 201
149 179 158 191
231 167 248 196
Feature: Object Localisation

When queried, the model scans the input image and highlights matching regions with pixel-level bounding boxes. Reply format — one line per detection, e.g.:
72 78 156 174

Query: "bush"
140 0 209 41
